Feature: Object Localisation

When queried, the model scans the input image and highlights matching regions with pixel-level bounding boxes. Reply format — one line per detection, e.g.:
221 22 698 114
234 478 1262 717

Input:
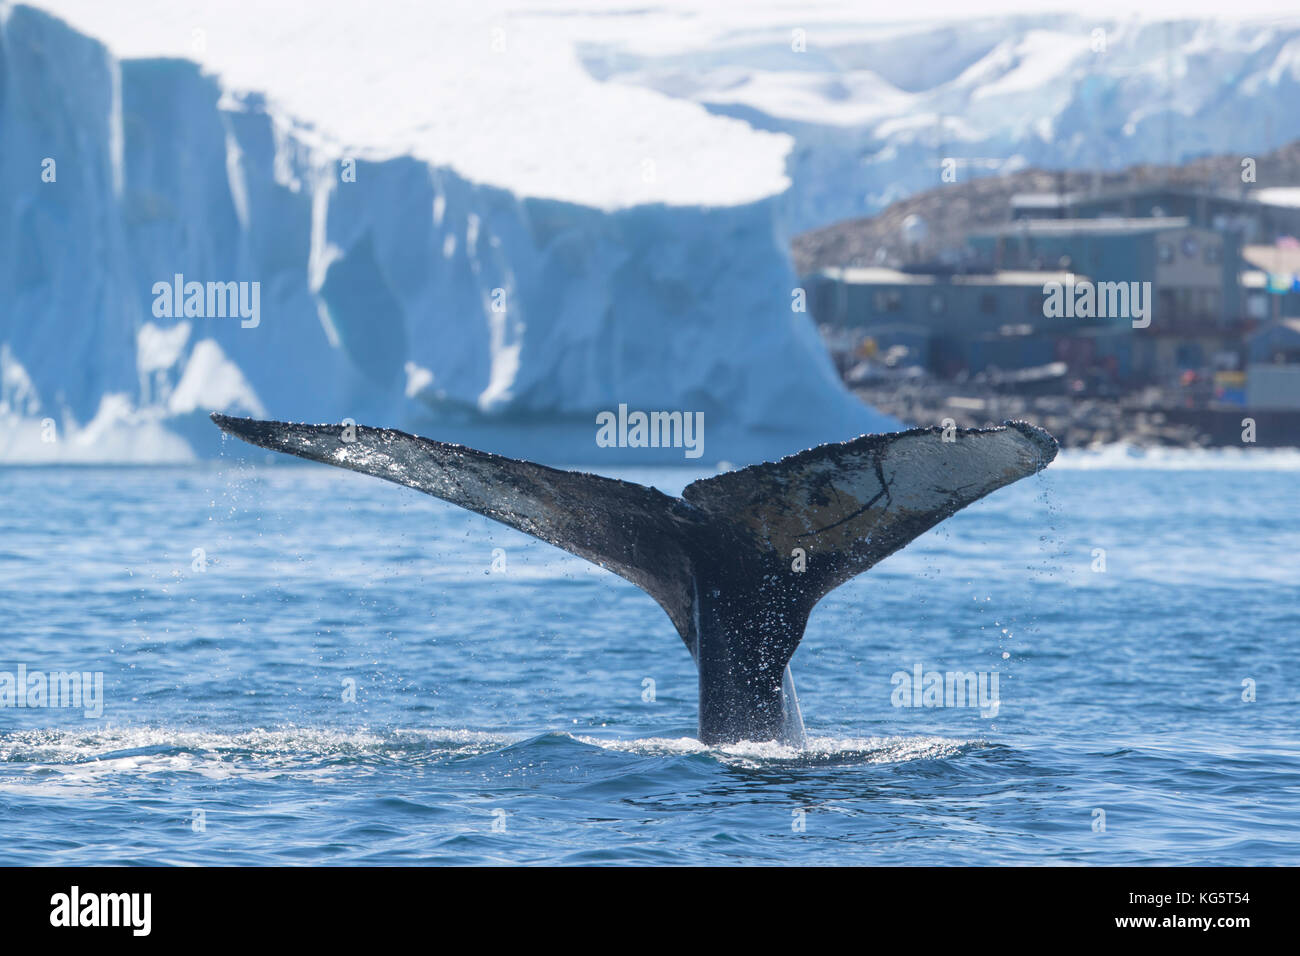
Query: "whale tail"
211 413 1056 744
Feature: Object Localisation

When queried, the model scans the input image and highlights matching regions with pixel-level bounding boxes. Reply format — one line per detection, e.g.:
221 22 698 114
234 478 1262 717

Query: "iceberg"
0 1 892 465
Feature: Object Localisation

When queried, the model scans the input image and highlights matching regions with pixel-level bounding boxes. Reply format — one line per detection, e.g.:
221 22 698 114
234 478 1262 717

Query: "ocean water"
1 447 1297 865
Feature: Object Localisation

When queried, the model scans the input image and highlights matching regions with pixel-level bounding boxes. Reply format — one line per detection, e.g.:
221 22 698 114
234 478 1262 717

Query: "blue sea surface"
1 448 1297 865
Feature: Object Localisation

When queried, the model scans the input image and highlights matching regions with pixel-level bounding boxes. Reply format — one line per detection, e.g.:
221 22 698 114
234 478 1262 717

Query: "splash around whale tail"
211 413 1057 745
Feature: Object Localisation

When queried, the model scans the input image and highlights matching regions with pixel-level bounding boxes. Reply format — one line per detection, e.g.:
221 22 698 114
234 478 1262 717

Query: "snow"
28 1 1300 218
137 321 191 376
963 31 1094 102
582 8 1300 231
22 0 796 210
0 346 40 418
167 340 265 418
0 390 197 464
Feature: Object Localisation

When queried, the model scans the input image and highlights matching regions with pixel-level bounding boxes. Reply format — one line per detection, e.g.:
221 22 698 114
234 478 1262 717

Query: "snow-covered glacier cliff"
0 2 890 464
592 10 1300 232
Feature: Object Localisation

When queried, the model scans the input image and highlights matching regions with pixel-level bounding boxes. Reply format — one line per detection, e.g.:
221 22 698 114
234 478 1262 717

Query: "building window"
1159 288 1176 317
1175 343 1204 368
873 290 902 313
928 292 946 315
979 293 998 315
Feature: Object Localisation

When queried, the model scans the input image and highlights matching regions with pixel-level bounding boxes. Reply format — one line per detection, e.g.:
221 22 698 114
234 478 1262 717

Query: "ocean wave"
0 726 974 791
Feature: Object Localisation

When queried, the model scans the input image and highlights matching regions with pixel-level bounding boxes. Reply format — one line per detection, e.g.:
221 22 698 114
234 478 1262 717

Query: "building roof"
1242 244 1300 274
1250 187 1300 209
969 217 1190 238
1248 318 1300 343
954 270 1083 286
820 267 925 285
817 267 1087 287
1072 184 1290 210
1010 184 1300 217
1010 192 1079 209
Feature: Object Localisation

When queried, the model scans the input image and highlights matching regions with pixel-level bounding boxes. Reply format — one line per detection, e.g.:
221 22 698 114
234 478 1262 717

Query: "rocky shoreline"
853 381 1249 449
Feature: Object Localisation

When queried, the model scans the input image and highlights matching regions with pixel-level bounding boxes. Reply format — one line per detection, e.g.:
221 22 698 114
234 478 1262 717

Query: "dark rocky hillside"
791 140 1300 276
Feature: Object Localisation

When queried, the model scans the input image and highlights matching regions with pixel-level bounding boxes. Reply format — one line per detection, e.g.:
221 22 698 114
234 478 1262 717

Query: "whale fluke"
680 419 1059 614
211 413 699 639
212 413 1057 746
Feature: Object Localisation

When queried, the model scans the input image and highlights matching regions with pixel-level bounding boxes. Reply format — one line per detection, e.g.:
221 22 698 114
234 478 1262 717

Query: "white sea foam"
0 726 521 796
575 732 971 766
0 726 967 795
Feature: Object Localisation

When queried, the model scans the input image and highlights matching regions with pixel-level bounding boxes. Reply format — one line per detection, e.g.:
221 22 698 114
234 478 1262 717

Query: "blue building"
805 265 1132 379
807 213 1249 385
1010 185 1300 245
